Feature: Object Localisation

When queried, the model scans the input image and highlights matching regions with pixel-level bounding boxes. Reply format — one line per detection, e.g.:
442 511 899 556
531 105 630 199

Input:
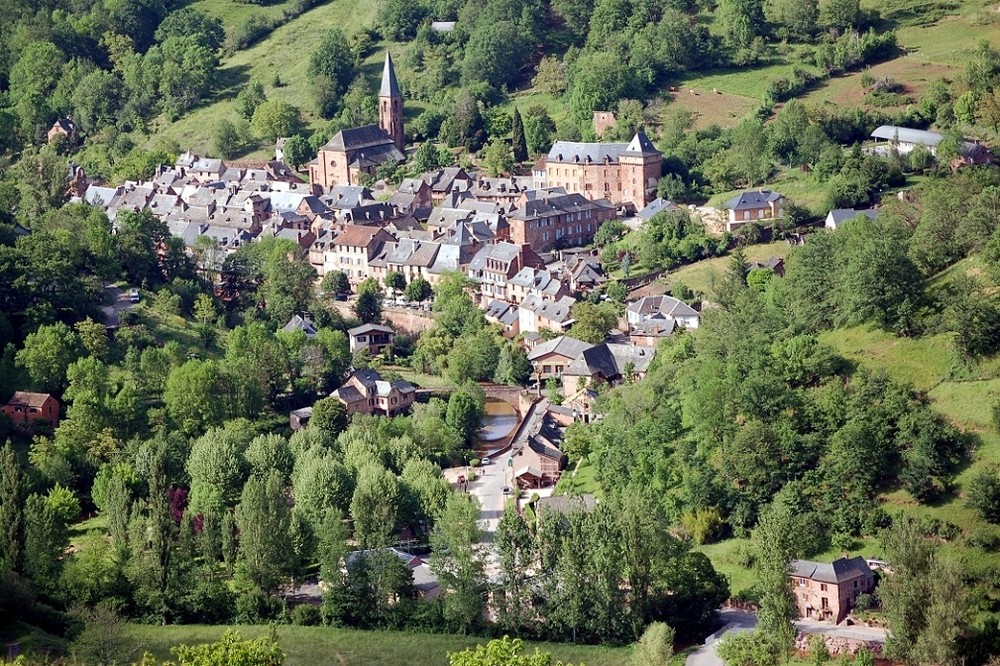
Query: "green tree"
252 100 301 143
75 318 109 361
282 135 312 170
163 360 227 436
309 29 357 118
765 0 818 38
23 493 67 593
236 469 294 594
354 291 382 324
236 80 267 121
753 504 797 655
16 322 80 393
310 397 349 437
570 301 618 344
186 424 253 514
446 387 486 445
432 493 485 634
0 442 24 573
632 622 675 666
482 140 515 177
404 277 433 302
493 342 531 386
523 106 557 155
160 630 285 666
156 8 226 51
462 21 529 90
385 271 406 293
214 118 245 160
350 465 401 548
967 469 1000 523
511 108 528 162
819 0 860 29
379 0 427 40
322 270 352 297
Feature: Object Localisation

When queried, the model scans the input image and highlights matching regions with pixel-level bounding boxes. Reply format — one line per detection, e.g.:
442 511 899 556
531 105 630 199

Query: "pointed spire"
380 50 401 99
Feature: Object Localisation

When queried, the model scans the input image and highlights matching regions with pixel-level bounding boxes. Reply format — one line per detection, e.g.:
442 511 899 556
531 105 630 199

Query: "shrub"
292 603 322 626
469 458 480 467
853 592 876 612
967 469 1000 524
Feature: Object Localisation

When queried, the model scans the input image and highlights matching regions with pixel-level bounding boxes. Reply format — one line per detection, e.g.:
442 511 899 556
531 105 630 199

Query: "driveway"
100 284 138 326
686 610 757 666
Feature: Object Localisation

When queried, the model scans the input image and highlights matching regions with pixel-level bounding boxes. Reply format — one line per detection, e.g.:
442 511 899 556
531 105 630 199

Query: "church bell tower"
379 51 404 152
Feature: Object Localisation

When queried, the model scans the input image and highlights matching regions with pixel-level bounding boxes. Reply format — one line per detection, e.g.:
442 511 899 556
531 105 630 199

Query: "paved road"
686 610 757 666
100 284 138 326
794 619 887 643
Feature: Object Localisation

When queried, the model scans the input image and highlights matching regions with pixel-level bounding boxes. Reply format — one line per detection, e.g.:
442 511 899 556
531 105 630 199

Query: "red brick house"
2 392 60 431
790 557 876 624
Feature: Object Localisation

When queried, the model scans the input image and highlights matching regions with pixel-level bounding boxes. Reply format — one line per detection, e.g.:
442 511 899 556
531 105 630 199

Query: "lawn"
188 0 306 29
68 514 109 554
666 242 793 297
124 625 632 666
381 364 456 390
144 0 382 157
817 326 959 393
553 456 602 497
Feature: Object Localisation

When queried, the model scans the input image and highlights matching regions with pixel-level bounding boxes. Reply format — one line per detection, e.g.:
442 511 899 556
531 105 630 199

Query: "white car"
481 456 491 466
128 288 140 303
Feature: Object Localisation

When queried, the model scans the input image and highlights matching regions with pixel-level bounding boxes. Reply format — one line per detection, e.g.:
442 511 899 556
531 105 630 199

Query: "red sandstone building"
790 557 876 624
507 190 616 253
2 392 60 431
542 131 662 211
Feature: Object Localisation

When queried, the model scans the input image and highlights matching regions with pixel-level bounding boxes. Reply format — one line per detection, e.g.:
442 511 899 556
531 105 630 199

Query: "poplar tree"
511 108 528 162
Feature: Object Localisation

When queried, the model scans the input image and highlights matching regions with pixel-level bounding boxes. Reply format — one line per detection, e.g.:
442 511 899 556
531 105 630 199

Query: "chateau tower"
379 51 404 152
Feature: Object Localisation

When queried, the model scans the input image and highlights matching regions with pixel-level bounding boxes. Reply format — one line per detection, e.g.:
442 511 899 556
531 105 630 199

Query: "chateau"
541 131 662 211
308 52 406 191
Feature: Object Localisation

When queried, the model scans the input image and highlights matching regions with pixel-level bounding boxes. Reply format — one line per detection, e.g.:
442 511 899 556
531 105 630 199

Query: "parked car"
128 288 140 303
482 456 491 465
502 486 512 496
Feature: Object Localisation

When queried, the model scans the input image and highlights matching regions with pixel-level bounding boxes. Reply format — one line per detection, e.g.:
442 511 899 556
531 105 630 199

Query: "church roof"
380 51 401 98
323 125 396 152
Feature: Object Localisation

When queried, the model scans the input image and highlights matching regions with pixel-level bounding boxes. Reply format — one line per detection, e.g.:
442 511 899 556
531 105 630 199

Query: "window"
543 365 552 374
743 210 750 221
853 580 858 589
391 397 397 405
820 584 827 592
821 597 829 610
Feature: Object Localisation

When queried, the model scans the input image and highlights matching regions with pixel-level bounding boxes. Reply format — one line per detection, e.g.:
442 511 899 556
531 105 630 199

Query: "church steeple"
379 51 404 152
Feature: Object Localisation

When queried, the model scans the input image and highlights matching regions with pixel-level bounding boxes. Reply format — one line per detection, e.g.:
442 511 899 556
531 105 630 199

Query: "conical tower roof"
380 51 401 98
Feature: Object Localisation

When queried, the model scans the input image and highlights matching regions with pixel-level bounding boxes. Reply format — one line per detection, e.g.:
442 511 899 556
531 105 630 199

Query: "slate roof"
509 193 613 221
527 335 593 361
536 493 598 516
637 197 679 220
348 323 395 337
564 344 619 378
547 132 659 164
469 242 521 271
484 300 518 325
519 294 575 325
627 295 699 319
724 189 783 211
380 51 401 98
323 125 397 152
790 556 873 585
826 208 879 229
870 125 943 147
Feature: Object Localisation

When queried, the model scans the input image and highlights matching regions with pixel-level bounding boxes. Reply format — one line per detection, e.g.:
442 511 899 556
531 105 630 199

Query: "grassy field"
817 326 960 392
666 242 794 297
146 0 382 157
188 0 305 27
124 625 632 666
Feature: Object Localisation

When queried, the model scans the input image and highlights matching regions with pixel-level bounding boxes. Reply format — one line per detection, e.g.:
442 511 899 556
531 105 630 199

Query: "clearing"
666 242 794 297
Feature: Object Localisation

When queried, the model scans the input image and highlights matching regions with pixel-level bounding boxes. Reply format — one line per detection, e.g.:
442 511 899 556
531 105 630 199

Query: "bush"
967 469 1000 524
469 458 480 467
467 470 477 482
853 592 876 612
292 603 322 626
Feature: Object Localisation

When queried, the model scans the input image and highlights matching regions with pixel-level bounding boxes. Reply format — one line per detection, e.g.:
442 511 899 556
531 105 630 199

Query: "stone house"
626 295 700 330
2 392 60 431
47 117 77 144
790 557 876 624
332 369 415 417
518 295 575 335
542 131 662 210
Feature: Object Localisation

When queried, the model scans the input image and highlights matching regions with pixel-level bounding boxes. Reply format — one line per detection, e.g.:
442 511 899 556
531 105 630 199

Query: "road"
100 284 138 326
685 610 757 666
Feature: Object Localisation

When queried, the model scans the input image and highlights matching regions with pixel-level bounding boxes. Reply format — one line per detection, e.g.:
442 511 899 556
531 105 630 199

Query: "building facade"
507 190 616 252
543 131 662 210
790 557 876 624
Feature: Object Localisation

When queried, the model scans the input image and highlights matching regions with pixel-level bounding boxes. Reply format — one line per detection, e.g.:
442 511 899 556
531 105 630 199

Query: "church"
309 51 406 191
